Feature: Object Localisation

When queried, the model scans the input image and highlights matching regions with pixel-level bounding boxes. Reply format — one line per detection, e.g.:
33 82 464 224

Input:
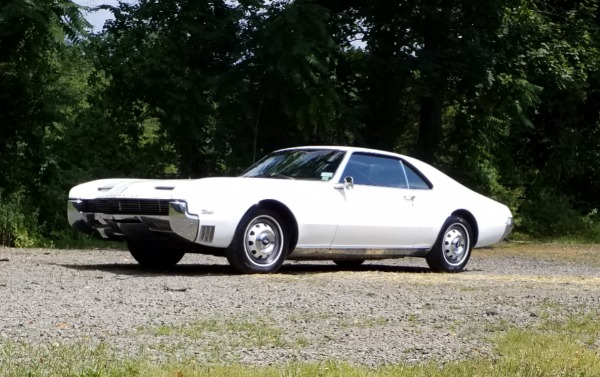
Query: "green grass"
136 317 296 363
2 312 599 377
475 242 600 266
144 318 288 349
510 229 600 244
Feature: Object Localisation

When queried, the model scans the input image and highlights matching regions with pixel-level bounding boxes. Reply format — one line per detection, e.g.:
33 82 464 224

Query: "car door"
331 153 428 248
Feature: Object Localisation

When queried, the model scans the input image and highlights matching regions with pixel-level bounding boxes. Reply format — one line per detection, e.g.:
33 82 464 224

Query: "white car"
68 146 513 273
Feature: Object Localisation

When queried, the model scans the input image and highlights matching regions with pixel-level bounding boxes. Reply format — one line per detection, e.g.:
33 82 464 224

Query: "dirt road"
1 244 599 365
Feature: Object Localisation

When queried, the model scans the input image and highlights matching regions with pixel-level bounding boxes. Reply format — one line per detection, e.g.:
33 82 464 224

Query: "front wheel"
127 240 185 268
226 208 289 274
426 216 473 273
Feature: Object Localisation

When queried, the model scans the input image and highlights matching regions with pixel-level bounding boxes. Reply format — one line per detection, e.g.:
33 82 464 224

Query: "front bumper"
169 201 200 242
67 199 199 242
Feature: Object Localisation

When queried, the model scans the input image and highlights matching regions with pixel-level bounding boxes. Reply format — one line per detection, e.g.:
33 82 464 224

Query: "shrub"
0 190 41 247
518 187 599 239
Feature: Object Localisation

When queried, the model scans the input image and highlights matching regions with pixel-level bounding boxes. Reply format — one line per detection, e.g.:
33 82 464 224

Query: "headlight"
68 198 83 211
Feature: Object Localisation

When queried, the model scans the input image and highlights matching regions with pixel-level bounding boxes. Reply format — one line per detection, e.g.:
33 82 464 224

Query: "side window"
404 163 431 190
340 153 408 188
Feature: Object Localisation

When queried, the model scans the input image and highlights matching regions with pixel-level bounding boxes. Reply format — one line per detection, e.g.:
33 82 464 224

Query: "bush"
518 188 600 240
0 191 41 247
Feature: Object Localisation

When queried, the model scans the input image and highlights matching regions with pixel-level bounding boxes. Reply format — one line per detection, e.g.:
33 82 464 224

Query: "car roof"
277 145 407 159
269 145 468 191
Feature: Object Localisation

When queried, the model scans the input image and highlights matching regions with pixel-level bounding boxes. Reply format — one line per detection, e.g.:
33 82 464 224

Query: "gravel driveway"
1 244 599 366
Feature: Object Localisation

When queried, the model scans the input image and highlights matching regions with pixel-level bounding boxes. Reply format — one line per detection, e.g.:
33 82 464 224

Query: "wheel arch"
451 209 479 245
253 199 299 251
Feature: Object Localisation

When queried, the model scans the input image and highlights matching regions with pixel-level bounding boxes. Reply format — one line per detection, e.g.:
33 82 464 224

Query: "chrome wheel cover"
442 223 470 266
243 215 284 267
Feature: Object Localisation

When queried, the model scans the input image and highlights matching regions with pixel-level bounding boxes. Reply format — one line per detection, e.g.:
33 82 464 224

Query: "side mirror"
344 176 354 189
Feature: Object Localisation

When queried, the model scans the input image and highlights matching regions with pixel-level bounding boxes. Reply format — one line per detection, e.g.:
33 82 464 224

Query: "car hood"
68 176 309 201
68 178 195 200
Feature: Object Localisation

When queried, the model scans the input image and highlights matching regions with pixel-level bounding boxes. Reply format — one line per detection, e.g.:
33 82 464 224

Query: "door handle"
404 195 415 201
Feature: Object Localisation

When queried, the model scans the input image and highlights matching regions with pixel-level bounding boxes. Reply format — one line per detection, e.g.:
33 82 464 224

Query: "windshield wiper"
268 173 295 180
245 173 295 180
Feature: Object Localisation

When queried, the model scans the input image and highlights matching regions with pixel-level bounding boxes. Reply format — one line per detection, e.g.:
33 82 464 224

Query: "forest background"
1 0 600 247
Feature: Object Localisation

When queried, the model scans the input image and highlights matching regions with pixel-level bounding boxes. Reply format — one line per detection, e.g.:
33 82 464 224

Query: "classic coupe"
68 146 513 273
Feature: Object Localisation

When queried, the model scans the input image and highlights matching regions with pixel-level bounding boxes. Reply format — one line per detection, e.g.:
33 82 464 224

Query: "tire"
426 216 473 273
127 240 185 268
226 208 289 274
333 259 365 268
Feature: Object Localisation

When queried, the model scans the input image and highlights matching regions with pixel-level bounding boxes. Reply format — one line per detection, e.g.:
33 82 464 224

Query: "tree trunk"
416 91 443 163
414 0 448 163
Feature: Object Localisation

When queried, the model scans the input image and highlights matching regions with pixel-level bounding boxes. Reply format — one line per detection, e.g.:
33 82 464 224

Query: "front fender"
170 178 259 248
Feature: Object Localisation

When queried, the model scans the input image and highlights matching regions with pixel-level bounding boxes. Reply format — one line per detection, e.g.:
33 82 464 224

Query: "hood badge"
105 185 129 197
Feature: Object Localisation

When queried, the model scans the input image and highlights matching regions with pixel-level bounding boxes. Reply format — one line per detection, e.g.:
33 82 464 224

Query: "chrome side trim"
287 247 429 260
169 201 200 242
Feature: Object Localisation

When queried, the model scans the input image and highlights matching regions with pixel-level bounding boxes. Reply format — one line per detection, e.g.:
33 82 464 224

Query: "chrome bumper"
67 199 96 236
501 217 514 240
169 201 199 242
67 199 199 242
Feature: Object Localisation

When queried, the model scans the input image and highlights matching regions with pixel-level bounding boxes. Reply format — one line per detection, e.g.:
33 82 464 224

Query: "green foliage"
2 0 600 245
248 0 344 143
228 0 353 166
0 191 40 247
0 0 91 246
519 188 600 239
95 0 244 177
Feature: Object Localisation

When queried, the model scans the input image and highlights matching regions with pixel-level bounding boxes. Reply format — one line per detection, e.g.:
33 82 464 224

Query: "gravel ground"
1 244 599 366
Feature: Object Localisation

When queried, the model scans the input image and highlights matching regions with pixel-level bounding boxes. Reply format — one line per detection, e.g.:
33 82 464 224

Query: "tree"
0 0 89 245
232 0 348 163
94 0 243 177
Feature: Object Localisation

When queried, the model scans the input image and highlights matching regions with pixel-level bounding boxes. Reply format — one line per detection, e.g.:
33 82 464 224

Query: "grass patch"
2 312 600 376
539 312 600 349
139 318 288 350
492 329 600 376
475 242 600 266
0 342 139 377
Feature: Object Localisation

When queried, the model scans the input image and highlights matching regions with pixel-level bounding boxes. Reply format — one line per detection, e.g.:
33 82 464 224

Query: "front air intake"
78 199 170 216
199 225 215 243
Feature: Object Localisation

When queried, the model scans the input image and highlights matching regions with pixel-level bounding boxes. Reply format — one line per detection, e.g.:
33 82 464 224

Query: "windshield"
242 149 346 181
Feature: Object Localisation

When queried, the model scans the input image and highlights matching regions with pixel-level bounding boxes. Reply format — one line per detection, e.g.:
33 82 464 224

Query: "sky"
76 0 121 32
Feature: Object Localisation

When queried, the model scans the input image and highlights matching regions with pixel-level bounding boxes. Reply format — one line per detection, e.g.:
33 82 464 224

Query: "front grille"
79 199 170 216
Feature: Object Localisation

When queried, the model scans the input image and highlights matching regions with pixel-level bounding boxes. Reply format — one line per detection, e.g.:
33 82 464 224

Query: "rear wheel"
127 240 185 268
426 216 473 272
226 208 288 274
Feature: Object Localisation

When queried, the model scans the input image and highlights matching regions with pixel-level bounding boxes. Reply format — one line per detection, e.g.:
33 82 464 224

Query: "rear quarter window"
403 163 432 190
